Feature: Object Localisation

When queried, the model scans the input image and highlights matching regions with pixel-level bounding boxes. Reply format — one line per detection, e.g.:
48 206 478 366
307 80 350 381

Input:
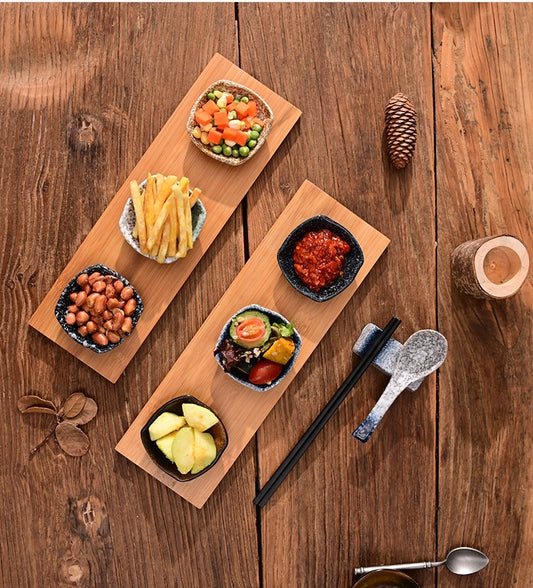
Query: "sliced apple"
171 426 195 474
148 412 186 441
155 430 178 462
182 403 219 432
191 429 217 474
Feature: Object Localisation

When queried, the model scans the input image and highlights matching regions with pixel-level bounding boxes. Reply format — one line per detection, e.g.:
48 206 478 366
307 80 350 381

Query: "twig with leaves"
18 392 98 457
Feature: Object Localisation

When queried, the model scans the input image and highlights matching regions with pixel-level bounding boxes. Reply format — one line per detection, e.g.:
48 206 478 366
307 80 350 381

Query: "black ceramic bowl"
54 264 143 353
277 215 364 302
141 395 228 482
214 304 302 392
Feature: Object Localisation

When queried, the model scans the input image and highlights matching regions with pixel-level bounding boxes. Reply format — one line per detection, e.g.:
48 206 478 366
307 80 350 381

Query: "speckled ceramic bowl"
277 215 364 302
140 395 228 482
214 304 301 392
55 264 143 353
119 177 206 264
186 79 273 166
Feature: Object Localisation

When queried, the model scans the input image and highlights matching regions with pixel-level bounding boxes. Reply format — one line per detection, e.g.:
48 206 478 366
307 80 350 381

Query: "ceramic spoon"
353 330 447 442
354 546 489 575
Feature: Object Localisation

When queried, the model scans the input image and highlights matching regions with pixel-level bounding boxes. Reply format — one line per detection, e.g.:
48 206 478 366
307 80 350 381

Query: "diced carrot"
213 110 229 128
247 100 258 117
207 128 223 145
226 93 234 104
252 117 266 127
222 127 238 142
226 102 236 112
234 101 250 119
235 130 249 147
242 116 254 130
202 99 219 116
195 109 213 127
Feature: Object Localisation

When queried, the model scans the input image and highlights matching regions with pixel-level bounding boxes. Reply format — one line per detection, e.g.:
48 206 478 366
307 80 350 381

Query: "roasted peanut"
65 312 77 325
121 317 133 333
86 292 99 309
124 298 137 316
76 310 90 325
76 273 89 287
69 292 78 302
102 309 112 321
94 294 107 315
114 280 124 293
91 332 109 347
67 304 78 313
86 321 97 334
120 286 134 300
105 283 116 298
92 280 106 293
106 297 123 310
75 290 87 307
77 325 89 337
88 271 101 284
107 331 121 344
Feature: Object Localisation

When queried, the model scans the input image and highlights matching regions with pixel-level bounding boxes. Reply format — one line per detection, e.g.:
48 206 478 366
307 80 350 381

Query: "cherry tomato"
248 359 283 385
235 318 266 345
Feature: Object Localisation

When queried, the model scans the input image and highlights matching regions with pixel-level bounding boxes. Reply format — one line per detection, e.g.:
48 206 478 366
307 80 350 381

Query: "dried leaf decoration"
55 422 90 456
18 391 97 457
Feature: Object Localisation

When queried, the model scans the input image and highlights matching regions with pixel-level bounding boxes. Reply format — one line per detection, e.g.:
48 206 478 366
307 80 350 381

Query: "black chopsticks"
254 316 401 508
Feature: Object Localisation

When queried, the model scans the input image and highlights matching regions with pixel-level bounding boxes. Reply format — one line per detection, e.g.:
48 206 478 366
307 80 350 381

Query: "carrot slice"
195 109 213 127
213 110 229 128
222 127 238 141
207 128 223 145
235 130 249 147
202 99 219 116
235 101 250 119
247 100 258 117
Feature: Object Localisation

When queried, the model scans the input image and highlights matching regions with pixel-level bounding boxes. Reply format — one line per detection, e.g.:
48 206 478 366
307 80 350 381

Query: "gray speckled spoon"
353 330 447 442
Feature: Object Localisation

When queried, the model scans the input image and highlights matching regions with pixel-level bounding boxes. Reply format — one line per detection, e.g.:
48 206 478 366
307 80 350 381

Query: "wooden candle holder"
451 235 529 299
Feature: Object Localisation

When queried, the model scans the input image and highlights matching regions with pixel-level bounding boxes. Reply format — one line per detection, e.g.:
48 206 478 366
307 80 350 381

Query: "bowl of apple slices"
141 396 228 481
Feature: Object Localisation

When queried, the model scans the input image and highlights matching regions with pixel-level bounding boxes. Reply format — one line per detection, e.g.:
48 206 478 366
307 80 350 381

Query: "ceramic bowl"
55 264 143 353
186 79 274 166
352 570 420 588
214 304 301 392
140 395 228 482
119 177 207 264
277 215 364 302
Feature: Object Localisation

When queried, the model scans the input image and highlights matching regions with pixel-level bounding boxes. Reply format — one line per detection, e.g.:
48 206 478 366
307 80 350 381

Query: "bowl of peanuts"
55 264 144 353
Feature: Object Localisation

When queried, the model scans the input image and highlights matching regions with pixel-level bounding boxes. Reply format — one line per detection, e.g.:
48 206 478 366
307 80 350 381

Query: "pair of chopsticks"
254 316 401 508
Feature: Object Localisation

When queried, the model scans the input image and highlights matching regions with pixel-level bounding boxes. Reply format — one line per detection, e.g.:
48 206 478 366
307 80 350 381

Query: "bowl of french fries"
119 174 206 264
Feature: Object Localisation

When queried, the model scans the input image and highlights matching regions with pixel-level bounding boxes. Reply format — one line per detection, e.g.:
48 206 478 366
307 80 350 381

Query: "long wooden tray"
29 53 302 382
116 180 390 508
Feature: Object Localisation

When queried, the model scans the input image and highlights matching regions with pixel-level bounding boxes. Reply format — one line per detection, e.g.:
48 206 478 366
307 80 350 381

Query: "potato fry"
155 173 165 195
183 187 193 250
153 175 178 216
157 219 171 264
147 198 172 252
144 174 156 235
167 195 179 258
189 187 202 208
172 185 188 258
130 180 147 254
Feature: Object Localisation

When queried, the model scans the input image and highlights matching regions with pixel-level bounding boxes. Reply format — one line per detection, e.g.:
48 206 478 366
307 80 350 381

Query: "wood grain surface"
1 3 532 587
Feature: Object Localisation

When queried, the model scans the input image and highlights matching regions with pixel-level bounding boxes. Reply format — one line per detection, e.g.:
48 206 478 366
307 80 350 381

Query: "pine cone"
385 93 417 169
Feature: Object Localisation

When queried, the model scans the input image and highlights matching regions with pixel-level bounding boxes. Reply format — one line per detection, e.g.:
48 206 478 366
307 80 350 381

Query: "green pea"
239 146 250 157
247 139 257 149
249 130 260 140
240 96 249 103
232 148 240 158
223 145 233 157
251 123 263 133
212 145 223 154
207 92 216 100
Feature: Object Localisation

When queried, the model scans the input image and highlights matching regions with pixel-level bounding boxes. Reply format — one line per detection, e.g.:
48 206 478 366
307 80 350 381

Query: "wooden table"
2 4 531 586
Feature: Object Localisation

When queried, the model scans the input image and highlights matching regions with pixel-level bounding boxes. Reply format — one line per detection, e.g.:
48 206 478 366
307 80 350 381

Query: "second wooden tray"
29 53 301 382
116 180 390 508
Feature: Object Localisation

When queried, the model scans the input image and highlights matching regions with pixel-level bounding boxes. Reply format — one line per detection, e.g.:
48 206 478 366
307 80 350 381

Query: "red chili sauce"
293 229 351 292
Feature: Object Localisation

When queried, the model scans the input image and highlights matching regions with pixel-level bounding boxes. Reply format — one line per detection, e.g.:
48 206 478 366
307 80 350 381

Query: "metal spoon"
354 546 489 575
353 330 447 442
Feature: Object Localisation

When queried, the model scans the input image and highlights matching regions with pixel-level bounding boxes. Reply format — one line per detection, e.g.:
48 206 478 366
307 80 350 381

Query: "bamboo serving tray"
29 53 302 383
116 180 390 508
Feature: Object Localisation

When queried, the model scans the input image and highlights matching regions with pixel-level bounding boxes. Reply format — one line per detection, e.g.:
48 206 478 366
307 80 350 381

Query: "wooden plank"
239 3 436 587
29 52 301 382
116 180 389 508
433 4 533 585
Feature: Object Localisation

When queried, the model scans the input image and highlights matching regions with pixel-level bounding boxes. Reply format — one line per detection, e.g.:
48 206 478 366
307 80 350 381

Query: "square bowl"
119 176 207 264
277 215 364 302
55 264 143 353
140 395 228 482
186 79 274 166
214 304 302 392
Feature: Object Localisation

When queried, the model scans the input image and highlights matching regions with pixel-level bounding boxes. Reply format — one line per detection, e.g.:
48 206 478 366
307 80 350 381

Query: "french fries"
130 174 201 263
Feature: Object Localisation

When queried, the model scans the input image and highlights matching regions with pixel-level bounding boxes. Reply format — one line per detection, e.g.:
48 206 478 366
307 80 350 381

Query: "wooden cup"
451 235 529 299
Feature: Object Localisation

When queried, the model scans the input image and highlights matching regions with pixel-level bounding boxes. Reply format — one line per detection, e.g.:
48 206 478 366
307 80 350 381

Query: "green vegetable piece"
239 146 250 157
207 92 216 100
249 130 260 140
223 145 233 157
240 96 249 104
212 145 222 154
232 148 240 158
251 123 263 133
247 139 257 149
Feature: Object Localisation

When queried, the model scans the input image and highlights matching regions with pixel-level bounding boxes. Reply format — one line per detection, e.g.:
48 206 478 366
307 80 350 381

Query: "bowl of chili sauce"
277 216 364 302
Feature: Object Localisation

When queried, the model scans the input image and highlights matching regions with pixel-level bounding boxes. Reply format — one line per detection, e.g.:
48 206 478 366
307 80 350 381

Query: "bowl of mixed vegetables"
187 80 274 166
214 304 301 391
